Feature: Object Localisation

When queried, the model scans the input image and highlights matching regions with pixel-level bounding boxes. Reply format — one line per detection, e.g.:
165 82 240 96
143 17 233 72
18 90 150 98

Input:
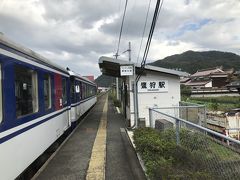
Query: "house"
83 75 95 82
184 66 234 89
97 86 109 93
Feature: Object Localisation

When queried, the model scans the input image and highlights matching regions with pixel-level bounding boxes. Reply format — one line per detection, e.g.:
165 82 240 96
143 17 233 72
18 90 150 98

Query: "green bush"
181 84 191 97
113 99 121 108
185 96 240 111
133 128 213 179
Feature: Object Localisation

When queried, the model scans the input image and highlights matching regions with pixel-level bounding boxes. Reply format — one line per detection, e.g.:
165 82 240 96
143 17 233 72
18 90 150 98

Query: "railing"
149 107 240 179
149 103 206 127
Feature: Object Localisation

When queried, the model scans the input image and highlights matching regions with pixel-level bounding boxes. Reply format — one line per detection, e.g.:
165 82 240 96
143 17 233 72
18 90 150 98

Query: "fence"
149 103 206 127
149 108 240 179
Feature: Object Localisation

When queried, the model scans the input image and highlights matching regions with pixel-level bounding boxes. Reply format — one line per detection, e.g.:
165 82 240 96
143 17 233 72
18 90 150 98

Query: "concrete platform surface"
33 93 145 180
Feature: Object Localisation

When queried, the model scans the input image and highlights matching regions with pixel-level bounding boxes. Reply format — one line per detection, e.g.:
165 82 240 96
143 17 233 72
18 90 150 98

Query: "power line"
156 0 164 27
114 0 129 101
115 0 128 58
141 0 162 67
137 0 152 64
137 0 164 81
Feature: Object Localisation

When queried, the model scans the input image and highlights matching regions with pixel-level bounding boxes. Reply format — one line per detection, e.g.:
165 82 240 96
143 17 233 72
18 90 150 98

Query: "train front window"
15 66 38 118
0 64 2 123
44 74 51 110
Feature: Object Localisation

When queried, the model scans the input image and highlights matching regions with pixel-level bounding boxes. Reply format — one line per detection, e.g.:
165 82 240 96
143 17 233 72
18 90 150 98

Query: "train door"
54 74 62 110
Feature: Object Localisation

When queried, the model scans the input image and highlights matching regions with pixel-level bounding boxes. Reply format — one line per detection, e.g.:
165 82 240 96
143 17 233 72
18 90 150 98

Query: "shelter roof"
99 56 188 77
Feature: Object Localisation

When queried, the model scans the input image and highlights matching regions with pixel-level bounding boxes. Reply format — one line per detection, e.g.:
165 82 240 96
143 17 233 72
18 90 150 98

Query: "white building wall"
128 71 180 127
205 81 212 88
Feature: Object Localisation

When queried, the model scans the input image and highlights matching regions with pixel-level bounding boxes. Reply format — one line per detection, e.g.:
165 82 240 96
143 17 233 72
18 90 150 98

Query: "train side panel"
0 35 97 180
0 48 71 179
69 74 97 124
0 109 69 180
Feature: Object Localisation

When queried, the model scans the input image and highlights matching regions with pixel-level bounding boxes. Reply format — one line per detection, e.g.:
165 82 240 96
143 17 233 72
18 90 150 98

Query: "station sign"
120 65 133 76
138 80 168 93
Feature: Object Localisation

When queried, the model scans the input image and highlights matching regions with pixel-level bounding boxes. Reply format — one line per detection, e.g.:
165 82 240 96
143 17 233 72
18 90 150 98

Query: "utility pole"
113 53 120 100
123 41 131 62
122 42 138 128
128 42 131 62
115 42 131 100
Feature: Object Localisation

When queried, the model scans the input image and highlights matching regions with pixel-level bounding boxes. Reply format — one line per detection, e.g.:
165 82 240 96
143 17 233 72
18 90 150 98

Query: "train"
0 34 97 180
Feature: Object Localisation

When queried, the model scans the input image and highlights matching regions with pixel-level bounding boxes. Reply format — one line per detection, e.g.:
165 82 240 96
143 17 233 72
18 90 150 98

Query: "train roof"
0 33 68 74
68 69 96 86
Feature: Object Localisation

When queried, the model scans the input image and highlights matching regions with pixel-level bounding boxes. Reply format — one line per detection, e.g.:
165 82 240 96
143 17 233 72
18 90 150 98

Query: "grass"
109 90 122 108
183 96 240 112
133 128 240 180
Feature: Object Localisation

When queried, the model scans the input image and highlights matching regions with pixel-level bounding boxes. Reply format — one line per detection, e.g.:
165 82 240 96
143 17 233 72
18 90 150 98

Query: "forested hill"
95 74 115 87
150 50 240 74
96 50 240 87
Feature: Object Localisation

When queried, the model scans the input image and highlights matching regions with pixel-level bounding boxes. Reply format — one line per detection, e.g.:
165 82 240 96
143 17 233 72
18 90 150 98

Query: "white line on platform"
116 107 121 114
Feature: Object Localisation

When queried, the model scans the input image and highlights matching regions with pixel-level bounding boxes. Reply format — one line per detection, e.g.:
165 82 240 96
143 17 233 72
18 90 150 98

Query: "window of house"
44 74 51 110
15 66 38 118
0 64 2 123
62 78 67 105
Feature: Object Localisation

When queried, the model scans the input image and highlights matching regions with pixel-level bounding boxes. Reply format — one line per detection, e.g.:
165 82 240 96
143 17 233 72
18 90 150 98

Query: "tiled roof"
185 80 211 86
191 68 224 77
180 77 190 83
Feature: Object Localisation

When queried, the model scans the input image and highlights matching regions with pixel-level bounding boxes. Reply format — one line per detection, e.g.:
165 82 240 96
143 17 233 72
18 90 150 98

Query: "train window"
82 83 85 99
86 85 89 98
79 82 82 100
90 86 93 96
62 78 67 105
15 66 38 118
44 74 51 110
87 85 90 97
70 78 75 102
75 82 81 101
0 64 2 123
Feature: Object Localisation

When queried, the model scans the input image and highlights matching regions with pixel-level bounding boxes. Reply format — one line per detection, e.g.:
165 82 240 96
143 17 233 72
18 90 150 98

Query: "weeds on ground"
133 128 240 180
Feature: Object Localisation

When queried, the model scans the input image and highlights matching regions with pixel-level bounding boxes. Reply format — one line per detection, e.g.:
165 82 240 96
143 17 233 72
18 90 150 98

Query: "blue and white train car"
68 70 97 127
0 35 71 179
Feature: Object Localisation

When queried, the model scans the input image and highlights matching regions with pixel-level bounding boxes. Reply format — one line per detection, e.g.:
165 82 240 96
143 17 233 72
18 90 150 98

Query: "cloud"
0 0 240 78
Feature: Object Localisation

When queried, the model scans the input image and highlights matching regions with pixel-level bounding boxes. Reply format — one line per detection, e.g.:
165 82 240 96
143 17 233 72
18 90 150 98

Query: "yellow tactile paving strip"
86 95 108 180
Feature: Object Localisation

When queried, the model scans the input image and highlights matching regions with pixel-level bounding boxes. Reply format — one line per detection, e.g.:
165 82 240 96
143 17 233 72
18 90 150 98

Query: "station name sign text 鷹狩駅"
138 80 168 93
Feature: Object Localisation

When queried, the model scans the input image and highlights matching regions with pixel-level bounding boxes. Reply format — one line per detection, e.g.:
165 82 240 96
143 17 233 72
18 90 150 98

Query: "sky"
0 0 240 78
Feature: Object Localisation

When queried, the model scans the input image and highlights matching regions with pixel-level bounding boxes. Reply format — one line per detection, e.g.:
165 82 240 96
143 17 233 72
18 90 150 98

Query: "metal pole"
128 42 131 62
133 64 138 128
114 53 120 100
149 108 153 128
176 119 180 145
116 77 119 100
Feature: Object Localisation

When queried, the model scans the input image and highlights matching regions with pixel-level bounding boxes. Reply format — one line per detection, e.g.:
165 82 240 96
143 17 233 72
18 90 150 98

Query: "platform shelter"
99 56 187 127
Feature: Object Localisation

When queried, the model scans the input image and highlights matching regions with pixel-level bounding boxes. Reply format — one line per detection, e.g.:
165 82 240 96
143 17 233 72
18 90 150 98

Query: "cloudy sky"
0 0 240 78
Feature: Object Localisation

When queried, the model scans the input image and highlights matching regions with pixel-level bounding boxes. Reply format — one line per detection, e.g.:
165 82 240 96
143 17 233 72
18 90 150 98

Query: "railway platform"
33 93 146 180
